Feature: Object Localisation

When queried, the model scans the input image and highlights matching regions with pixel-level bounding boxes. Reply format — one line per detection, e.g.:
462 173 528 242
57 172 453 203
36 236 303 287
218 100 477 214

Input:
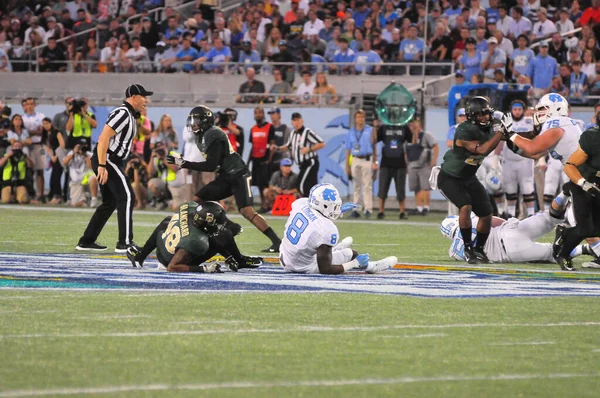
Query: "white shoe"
365 256 397 274
336 236 353 250
90 197 98 207
582 260 600 269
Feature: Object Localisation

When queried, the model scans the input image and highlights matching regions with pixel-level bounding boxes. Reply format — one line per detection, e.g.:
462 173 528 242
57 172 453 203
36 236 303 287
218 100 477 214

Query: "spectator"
528 41 559 99
122 36 151 72
269 68 293 103
295 70 316 104
238 40 261 71
306 34 326 56
481 37 506 82
147 142 187 210
530 8 556 43
0 46 12 72
167 35 197 73
7 114 31 154
163 15 183 40
236 67 266 103
416 3 435 39
555 8 574 34
212 17 232 46
454 69 468 85
380 1 400 27
284 0 300 24
405 117 438 216
459 37 481 82
73 9 95 48
446 108 467 148
222 108 244 156
303 9 324 37
43 17 61 43
0 30 11 54
263 158 298 210
271 40 295 83
0 141 32 204
548 32 568 65
341 18 356 43
582 49 596 83
429 22 453 62
117 40 132 71
228 18 244 48
508 7 532 41
140 17 160 53
265 27 282 59
151 114 178 151
475 28 488 53
76 37 101 73
559 62 572 87
570 1 583 23
345 109 376 219
329 36 355 75
444 0 463 28
158 6 176 33
509 34 534 83
52 97 71 137
100 37 122 72
248 107 276 213
355 38 382 74
60 9 74 32
267 107 291 172
399 24 424 64
192 9 210 33
569 59 589 104
195 36 231 74
21 98 46 202
324 27 341 61
381 19 399 44
7 19 21 44
43 117 65 204
495 30 513 58
159 34 182 71
585 37 600 61
65 98 96 150
579 0 600 26
63 139 98 207
313 71 338 104
349 28 364 53
107 18 127 43
23 16 46 47
319 15 335 42
493 68 506 83
352 1 371 28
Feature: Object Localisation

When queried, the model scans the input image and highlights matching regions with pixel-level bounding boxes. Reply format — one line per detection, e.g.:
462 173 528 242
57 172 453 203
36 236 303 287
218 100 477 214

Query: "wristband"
98 164 106 168
577 178 586 187
509 134 518 143
342 259 359 272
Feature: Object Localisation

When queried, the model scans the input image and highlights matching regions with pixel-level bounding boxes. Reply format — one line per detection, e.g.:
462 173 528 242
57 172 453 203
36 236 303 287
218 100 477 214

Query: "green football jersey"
577 126 600 184
196 126 247 177
441 121 496 178
156 201 211 266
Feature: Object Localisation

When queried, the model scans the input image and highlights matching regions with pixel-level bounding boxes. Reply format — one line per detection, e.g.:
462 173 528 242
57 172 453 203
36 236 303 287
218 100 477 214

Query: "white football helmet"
485 169 503 194
533 93 569 126
308 183 342 220
441 216 459 240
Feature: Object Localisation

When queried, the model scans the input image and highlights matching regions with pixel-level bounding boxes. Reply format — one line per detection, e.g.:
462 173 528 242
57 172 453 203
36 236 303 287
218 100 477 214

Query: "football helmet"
485 169 503 194
440 216 459 240
466 96 494 127
192 201 226 235
308 183 342 220
533 93 569 126
187 105 215 135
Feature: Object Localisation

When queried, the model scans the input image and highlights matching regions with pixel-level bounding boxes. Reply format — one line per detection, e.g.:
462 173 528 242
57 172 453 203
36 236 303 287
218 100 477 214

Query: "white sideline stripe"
1 322 599 339
488 341 556 346
0 373 598 397
379 333 447 339
0 205 440 227
73 315 152 320
172 320 244 325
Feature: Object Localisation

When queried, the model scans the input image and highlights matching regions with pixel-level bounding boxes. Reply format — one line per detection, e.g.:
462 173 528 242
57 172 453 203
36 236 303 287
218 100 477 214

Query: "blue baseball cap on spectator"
457 108 466 116
268 108 281 114
455 70 465 77
281 158 293 166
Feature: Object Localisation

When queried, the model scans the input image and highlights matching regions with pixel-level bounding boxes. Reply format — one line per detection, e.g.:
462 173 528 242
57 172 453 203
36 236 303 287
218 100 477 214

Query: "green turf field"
1 206 600 397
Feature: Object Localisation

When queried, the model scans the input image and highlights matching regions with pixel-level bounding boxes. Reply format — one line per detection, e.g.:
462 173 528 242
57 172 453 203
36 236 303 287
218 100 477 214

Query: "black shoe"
76 241 108 251
472 246 490 264
225 256 239 272
240 256 264 269
350 210 361 219
364 210 372 219
115 241 137 254
399 212 408 220
555 255 575 271
464 244 475 263
261 243 280 253
126 246 143 268
552 225 566 257
377 212 385 220
421 208 429 216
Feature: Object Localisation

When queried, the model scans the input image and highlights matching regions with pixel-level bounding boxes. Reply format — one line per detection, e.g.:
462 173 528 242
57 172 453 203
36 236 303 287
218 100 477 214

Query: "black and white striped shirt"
285 126 324 164
106 102 137 159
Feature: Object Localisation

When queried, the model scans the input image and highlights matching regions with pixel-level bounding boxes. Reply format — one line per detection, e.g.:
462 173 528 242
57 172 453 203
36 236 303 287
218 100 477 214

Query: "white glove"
493 110 504 120
166 152 185 168
578 178 600 197
201 263 222 273
500 112 514 133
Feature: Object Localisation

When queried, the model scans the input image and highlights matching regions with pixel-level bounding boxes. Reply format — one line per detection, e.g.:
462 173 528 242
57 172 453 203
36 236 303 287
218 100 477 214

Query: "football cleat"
126 246 143 268
463 245 475 263
76 242 107 251
365 256 397 274
240 256 264 269
552 225 566 257
555 255 575 271
472 246 490 264
261 243 280 253
582 259 600 269
336 236 353 250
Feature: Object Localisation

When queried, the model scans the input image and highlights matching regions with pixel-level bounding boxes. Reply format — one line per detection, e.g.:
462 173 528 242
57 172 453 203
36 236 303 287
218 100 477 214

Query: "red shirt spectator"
580 1 600 26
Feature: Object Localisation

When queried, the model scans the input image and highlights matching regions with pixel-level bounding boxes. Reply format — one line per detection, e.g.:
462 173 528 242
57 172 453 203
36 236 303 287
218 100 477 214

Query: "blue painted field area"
2 253 600 298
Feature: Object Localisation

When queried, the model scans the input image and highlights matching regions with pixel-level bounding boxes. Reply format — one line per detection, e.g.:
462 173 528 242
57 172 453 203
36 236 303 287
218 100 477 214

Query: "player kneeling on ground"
441 210 564 263
127 201 263 273
279 183 397 274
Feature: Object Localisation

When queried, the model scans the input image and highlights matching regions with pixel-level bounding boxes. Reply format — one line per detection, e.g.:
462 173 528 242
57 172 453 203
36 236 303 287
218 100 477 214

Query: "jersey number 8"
162 214 181 254
286 213 309 244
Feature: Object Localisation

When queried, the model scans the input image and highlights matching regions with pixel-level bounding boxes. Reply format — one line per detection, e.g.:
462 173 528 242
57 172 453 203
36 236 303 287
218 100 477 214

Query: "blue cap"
281 158 293 166
268 107 281 114
457 108 466 116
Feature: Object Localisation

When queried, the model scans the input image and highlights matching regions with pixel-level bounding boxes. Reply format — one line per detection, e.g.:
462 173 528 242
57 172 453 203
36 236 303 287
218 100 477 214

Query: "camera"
155 148 165 157
216 111 230 128
69 99 87 114
79 144 89 153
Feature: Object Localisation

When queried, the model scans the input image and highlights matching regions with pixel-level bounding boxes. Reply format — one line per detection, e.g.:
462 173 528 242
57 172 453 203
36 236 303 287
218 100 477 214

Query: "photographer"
147 142 187 211
0 141 33 204
125 153 148 210
63 139 98 207
65 98 97 150
0 104 11 158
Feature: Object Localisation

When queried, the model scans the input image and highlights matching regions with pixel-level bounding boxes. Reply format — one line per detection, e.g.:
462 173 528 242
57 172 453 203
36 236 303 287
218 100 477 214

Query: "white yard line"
73 315 152 320
0 373 598 397
488 342 556 346
378 333 447 339
0 322 599 340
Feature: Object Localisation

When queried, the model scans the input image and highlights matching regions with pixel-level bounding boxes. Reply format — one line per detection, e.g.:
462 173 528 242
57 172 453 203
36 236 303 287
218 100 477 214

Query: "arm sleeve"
579 131 593 155
181 140 225 172
306 129 324 144
106 109 127 130
268 125 276 142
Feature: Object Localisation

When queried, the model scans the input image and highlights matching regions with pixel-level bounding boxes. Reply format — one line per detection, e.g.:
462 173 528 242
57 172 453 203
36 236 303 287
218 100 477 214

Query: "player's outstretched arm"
455 131 503 156
510 127 562 158
167 249 220 273
167 141 225 172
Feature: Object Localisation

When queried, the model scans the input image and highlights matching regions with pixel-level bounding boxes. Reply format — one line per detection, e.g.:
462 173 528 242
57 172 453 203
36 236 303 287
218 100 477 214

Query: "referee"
76 84 153 253
271 112 325 196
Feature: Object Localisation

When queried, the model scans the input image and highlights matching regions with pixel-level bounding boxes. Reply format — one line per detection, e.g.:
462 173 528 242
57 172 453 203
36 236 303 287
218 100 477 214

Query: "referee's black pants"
297 158 319 197
79 151 135 246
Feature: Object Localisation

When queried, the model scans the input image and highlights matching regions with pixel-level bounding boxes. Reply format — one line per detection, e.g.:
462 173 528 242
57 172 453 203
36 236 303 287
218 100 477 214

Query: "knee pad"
523 193 535 202
543 194 555 203
505 193 518 201
492 192 504 199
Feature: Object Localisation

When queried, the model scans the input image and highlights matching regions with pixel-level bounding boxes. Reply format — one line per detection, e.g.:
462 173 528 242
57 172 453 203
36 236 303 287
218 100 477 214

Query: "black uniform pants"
559 182 600 257
80 151 135 245
297 158 319 197
49 160 63 199
438 170 494 217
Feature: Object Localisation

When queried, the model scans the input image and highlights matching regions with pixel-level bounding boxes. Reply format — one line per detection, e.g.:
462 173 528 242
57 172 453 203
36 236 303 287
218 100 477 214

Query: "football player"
127 201 263 272
167 105 282 253
279 183 397 274
441 210 563 264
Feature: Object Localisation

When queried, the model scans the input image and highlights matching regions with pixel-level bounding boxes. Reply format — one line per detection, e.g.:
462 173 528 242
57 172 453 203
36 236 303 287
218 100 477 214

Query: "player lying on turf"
279 183 397 274
127 201 263 272
441 210 565 263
